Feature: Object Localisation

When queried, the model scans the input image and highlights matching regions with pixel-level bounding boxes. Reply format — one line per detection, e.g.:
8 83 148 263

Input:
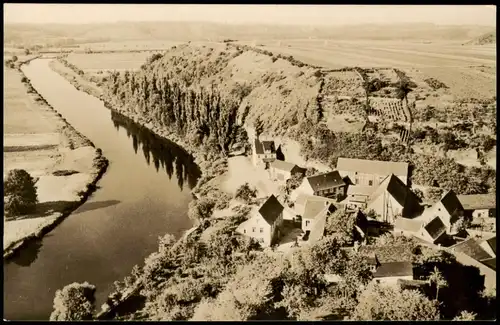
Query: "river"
3 59 201 320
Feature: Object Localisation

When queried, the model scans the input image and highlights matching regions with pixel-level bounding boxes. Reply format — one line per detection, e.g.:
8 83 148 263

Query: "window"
252 227 256 233
355 178 359 184
260 228 264 233
305 220 310 226
369 180 373 186
244 229 246 234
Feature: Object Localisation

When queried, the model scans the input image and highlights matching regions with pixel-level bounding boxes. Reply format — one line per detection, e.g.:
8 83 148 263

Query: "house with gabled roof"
416 216 447 244
457 193 496 219
294 171 346 201
423 190 464 234
269 160 305 182
236 194 284 246
252 138 276 167
372 261 414 286
450 237 495 270
336 157 409 187
366 174 421 224
344 185 375 210
394 217 424 237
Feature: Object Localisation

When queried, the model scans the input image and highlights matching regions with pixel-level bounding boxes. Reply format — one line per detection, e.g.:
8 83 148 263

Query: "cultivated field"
236 39 496 100
3 68 100 253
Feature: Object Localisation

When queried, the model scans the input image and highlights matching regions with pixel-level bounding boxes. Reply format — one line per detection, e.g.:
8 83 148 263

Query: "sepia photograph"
3 3 496 321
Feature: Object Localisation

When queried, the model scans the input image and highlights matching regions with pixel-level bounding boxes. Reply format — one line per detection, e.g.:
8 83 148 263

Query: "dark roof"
440 190 464 215
258 195 284 225
485 236 496 256
306 171 345 192
457 194 496 210
450 237 493 262
373 261 414 278
336 157 409 177
480 258 496 271
368 174 420 215
423 217 446 240
262 141 275 152
254 139 264 154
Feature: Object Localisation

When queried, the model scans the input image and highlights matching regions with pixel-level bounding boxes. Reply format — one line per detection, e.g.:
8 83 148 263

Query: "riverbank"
3 63 109 259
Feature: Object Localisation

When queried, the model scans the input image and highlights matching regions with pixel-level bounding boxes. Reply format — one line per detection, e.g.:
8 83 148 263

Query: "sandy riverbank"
3 64 109 259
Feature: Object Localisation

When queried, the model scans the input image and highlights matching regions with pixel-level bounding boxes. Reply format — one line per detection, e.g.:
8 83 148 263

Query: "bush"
50 282 97 321
234 183 257 204
4 169 38 216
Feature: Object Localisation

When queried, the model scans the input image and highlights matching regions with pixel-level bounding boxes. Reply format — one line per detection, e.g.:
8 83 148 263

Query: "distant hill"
3 22 495 48
464 31 496 45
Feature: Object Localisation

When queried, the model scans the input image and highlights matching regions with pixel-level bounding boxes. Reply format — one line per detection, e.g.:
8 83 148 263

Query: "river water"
3 59 201 320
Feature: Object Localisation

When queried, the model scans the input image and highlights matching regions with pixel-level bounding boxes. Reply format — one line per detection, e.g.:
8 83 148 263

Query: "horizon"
3 4 497 27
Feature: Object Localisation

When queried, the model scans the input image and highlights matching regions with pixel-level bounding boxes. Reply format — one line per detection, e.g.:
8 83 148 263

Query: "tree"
411 188 424 201
350 282 440 321
453 310 477 321
426 187 443 203
428 266 448 301
187 197 215 222
451 216 471 235
234 183 257 204
50 282 97 321
4 169 38 216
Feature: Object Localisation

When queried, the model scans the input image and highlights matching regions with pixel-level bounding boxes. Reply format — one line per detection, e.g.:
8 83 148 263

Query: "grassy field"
3 68 101 254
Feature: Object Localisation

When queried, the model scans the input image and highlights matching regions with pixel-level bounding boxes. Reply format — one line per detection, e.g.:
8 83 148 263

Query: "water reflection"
110 110 201 191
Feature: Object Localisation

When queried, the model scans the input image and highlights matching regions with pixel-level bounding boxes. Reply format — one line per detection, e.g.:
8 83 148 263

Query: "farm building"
236 195 284 247
457 193 496 219
252 138 276 167
343 185 375 210
449 237 495 271
294 171 346 200
372 261 414 286
393 217 424 237
269 160 305 182
415 216 447 244
293 194 338 216
336 157 409 186
365 174 421 224
422 190 464 234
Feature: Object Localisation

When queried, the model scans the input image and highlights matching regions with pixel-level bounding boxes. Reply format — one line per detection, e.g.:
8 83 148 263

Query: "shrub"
234 183 257 204
4 169 38 216
50 282 97 321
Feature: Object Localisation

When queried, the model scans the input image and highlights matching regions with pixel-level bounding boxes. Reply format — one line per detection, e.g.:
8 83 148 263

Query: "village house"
252 138 276 168
365 174 421 224
457 193 496 219
449 236 496 271
302 200 336 233
415 216 447 245
294 171 346 201
343 185 375 210
336 157 409 187
269 160 305 182
422 190 464 234
372 261 414 286
393 217 424 237
293 194 338 216
236 195 284 247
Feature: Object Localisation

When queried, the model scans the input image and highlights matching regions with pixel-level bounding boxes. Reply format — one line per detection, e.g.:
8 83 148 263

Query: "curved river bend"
3 59 201 320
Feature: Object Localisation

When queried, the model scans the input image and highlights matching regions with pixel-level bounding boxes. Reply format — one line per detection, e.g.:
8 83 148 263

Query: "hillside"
4 22 495 48
96 42 495 196
465 31 496 45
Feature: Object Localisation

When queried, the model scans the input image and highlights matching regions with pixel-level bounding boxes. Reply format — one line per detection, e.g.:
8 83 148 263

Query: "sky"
3 4 496 26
